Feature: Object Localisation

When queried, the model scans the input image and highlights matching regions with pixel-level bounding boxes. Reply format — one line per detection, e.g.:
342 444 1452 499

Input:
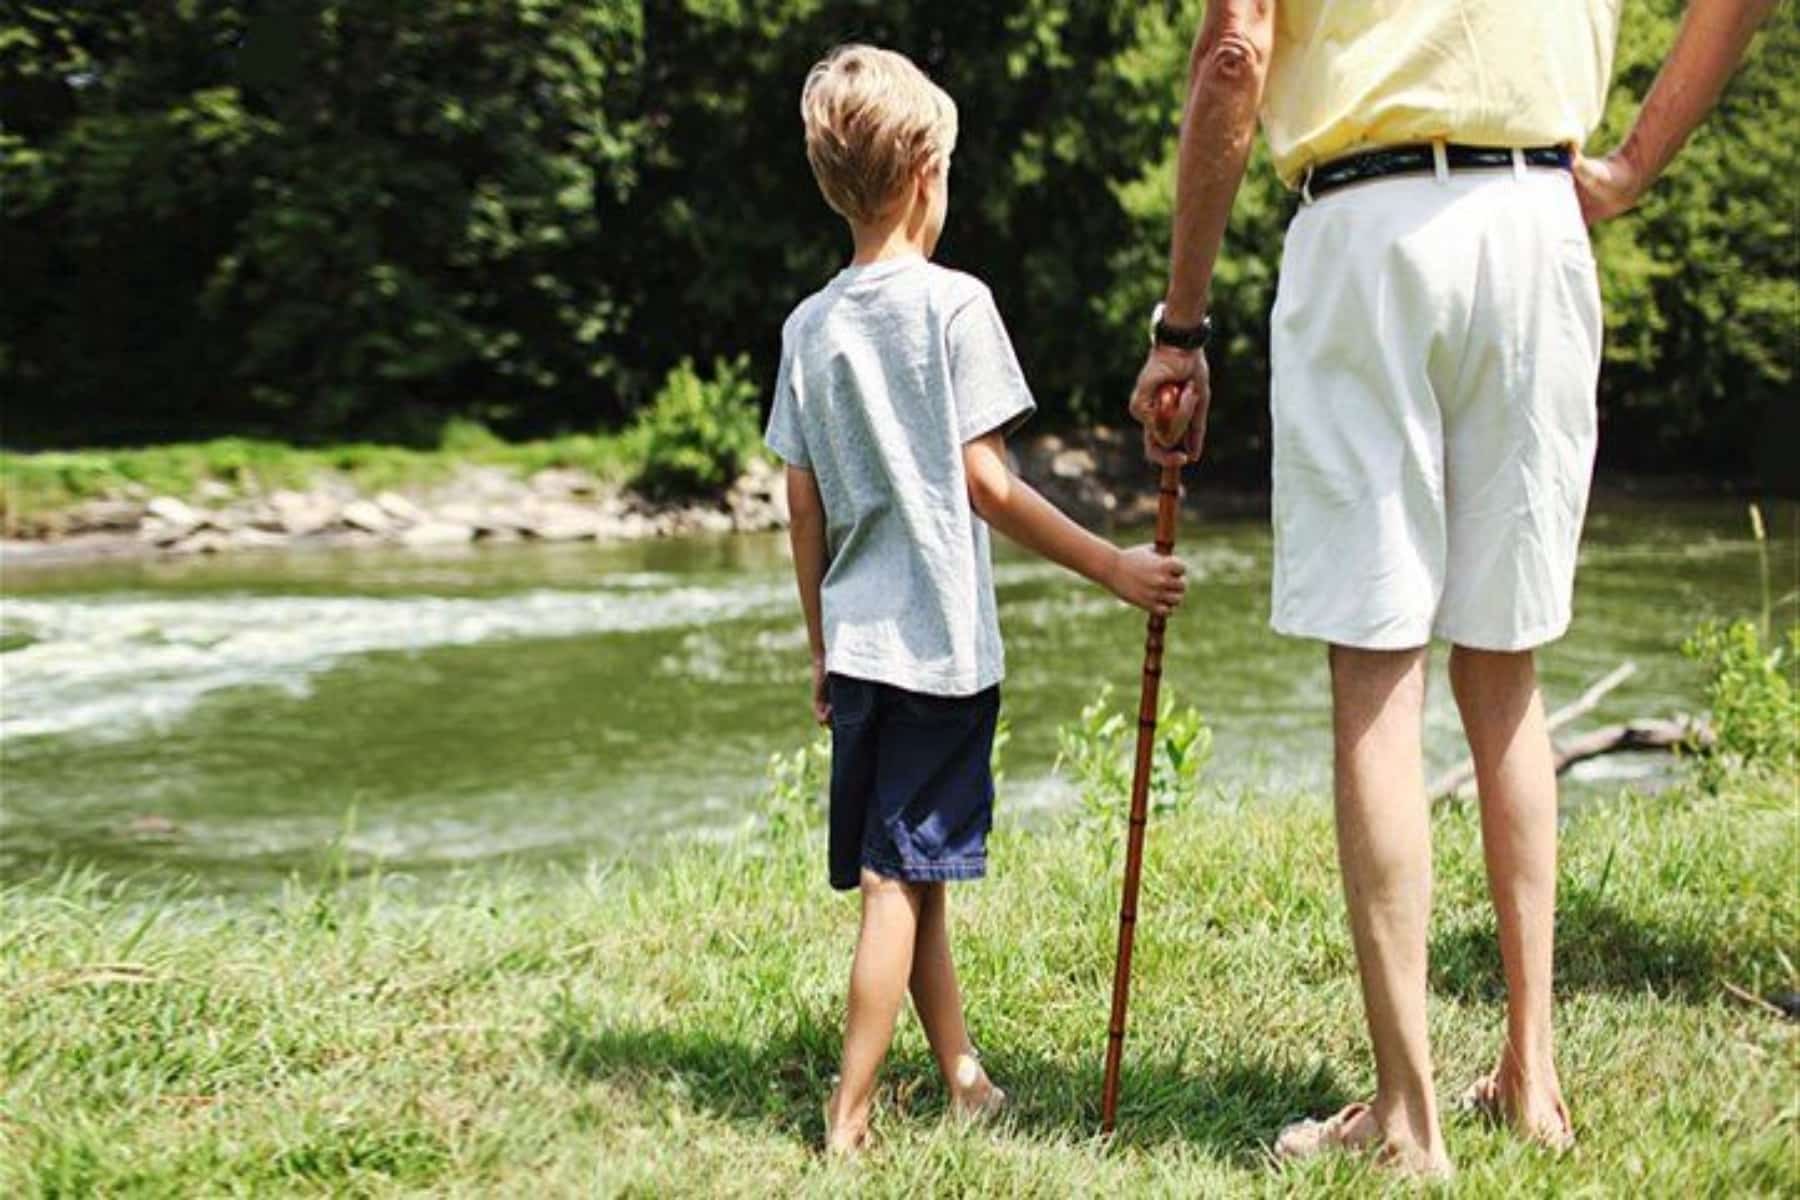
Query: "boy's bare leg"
1330 645 1452 1175
1448 646 1569 1143
827 870 923 1151
907 882 1002 1112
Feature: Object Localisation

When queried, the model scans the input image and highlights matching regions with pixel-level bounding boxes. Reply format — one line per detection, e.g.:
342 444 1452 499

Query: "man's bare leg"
1329 644 1451 1174
1449 646 1570 1145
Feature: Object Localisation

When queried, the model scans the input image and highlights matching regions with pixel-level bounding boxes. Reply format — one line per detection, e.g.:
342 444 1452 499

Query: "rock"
69 498 146 533
196 479 235 503
437 502 486 528
267 490 339 536
608 512 657 541
529 467 600 497
168 530 232 555
460 464 526 501
228 527 287 550
693 508 735 535
1050 447 1098 479
374 490 425 525
526 502 600 541
474 505 534 535
340 499 391 534
145 496 203 534
400 521 477 547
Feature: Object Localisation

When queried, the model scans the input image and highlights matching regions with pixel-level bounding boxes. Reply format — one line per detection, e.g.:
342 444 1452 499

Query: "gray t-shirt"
764 256 1036 697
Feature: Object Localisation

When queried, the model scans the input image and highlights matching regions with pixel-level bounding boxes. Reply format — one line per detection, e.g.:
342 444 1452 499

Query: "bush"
628 357 763 499
1682 618 1799 792
1054 683 1212 822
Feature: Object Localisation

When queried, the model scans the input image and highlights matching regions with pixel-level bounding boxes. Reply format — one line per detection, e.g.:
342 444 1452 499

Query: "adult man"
1129 0 1775 1177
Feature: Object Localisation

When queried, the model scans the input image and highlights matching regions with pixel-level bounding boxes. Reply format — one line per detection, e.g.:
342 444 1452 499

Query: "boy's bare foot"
823 1085 871 1156
1461 1058 1574 1152
947 1051 1008 1122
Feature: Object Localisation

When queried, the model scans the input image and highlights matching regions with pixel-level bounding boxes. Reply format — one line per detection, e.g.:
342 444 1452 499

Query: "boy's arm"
785 465 832 724
963 433 1187 617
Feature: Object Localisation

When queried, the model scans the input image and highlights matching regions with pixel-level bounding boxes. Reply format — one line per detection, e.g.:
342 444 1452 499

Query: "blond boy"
767 44 1188 1152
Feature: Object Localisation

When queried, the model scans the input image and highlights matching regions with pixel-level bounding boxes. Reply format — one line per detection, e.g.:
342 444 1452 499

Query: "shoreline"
0 428 1780 571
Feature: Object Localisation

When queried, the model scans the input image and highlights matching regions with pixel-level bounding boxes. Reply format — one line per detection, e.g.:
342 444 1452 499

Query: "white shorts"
1269 166 1602 652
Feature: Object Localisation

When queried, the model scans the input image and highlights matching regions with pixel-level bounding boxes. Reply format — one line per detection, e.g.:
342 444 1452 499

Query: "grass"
2 756 1793 1197
0 420 643 533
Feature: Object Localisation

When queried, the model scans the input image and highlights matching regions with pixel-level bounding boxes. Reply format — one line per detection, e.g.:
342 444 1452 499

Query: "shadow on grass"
1431 891 1731 1003
543 1009 1347 1160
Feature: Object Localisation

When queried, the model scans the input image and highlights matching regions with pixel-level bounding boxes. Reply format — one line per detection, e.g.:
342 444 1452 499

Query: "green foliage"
2 1 647 441
1054 682 1212 822
627 357 763 498
1 0 1791 485
759 729 832 841
1682 618 1799 792
1584 1 1799 476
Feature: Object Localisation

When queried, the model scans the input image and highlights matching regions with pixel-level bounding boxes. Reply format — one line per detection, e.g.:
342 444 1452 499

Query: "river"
1 497 1790 893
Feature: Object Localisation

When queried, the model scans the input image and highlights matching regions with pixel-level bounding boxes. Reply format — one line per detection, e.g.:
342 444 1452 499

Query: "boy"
767 44 1189 1153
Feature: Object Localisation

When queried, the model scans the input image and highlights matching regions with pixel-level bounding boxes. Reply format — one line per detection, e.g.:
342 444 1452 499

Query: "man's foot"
947 1051 1008 1122
823 1085 871 1156
1274 1101 1454 1180
1461 1062 1574 1152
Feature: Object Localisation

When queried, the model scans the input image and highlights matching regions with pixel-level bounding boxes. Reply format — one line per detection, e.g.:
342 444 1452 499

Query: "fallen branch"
1552 717 1711 775
1547 661 1639 735
1430 661 1638 802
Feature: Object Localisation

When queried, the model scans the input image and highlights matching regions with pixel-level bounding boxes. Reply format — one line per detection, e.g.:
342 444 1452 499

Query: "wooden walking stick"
1100 383 1187 1135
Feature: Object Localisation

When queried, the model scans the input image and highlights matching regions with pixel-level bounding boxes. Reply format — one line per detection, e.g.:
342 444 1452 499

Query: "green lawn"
3 760 1793 1196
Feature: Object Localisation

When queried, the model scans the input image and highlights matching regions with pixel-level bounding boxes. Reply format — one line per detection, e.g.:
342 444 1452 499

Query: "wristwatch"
1150 301 1212 351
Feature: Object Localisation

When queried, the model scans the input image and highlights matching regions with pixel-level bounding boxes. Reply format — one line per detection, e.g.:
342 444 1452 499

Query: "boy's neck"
849 217 928 266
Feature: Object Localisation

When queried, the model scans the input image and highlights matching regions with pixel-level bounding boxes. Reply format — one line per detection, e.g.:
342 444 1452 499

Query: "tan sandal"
1460 1073 1575 1153
1273 1101 1382 1162
951 1081 1009 1124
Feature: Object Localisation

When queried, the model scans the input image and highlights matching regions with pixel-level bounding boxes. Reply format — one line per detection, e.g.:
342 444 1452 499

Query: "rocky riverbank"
0 426 1216 565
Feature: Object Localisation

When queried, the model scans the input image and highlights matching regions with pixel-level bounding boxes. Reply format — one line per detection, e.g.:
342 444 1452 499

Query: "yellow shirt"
1262 1 1624 186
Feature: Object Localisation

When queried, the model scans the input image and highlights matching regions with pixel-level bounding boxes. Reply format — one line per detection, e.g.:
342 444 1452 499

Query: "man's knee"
1329 644 1428 699
1448 644 1537 699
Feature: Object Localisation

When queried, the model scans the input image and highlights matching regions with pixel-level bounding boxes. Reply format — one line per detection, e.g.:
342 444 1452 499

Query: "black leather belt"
1301 143 1573 201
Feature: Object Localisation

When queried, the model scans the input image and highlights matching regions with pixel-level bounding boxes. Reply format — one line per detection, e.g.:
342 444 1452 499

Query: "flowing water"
1 498 1791 894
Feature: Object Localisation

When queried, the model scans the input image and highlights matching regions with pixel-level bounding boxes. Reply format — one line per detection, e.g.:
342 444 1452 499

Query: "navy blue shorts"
826 674 1000 891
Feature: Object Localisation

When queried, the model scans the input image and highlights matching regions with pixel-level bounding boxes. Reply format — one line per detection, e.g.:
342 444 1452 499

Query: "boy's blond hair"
800 44 958 224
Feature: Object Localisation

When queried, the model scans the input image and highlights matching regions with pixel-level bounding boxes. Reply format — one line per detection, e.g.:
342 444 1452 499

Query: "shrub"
1682 618 1799 792
1054 683 1212 822
628 357 763 499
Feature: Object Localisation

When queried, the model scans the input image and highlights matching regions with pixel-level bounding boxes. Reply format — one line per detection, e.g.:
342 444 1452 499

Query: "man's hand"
1129 345 1210 466
810 655 831 725
1104 544 1190 617
1572 151 1648 224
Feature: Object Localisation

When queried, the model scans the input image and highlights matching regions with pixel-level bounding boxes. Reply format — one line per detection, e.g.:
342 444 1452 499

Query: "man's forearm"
1163 0 1274 325
1618 0 1776 183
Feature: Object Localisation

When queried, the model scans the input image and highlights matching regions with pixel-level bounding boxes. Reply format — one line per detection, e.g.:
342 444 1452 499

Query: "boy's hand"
1105 545 1188 617
811 655 832 725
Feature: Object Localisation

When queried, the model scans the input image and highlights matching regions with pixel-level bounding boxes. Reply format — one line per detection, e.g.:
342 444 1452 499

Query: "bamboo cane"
1100 383 1186 1135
